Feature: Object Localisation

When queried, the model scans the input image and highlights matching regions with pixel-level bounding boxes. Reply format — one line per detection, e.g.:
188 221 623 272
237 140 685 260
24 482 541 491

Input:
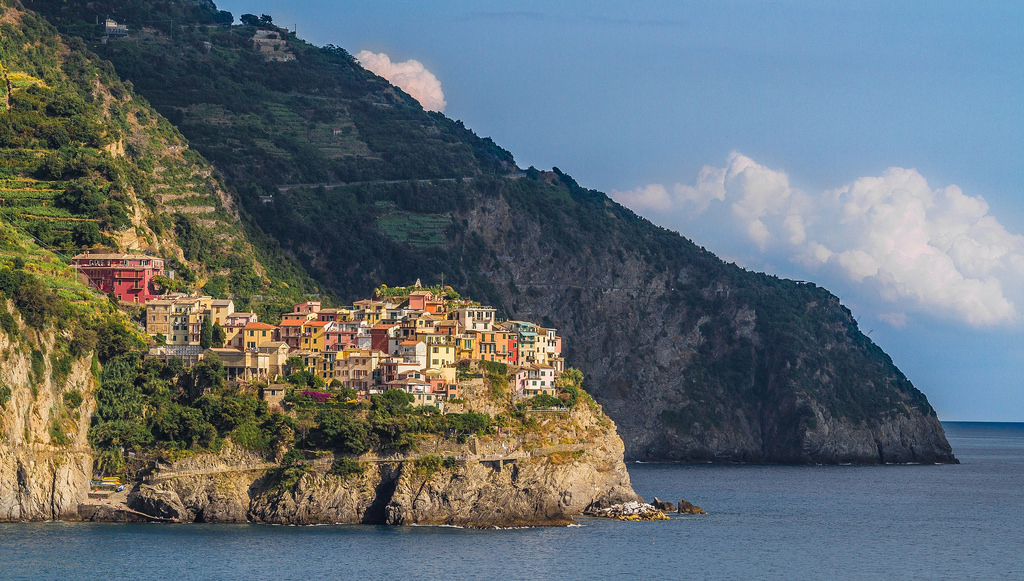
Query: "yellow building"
300 320 329 352
242 322 279 350
426 341 457 369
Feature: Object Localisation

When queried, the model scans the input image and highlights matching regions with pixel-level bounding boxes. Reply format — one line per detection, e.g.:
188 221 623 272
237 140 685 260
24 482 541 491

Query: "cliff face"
0 308 96 521
453 186 955 464
119 404 638 527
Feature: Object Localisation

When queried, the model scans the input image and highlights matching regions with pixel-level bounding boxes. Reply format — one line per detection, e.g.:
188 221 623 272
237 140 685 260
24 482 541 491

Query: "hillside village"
71 251 564 408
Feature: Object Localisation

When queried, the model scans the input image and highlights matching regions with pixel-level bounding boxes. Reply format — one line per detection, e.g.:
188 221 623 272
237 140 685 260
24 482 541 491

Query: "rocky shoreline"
68 402 642 528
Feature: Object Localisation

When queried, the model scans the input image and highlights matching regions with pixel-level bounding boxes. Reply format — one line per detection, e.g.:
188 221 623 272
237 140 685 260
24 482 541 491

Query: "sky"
215 0 1024 422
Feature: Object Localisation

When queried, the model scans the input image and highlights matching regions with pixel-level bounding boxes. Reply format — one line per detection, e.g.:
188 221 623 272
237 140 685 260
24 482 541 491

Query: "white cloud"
355 50 447 112
878 312 908 328
613 152 1024 327
612 183 673 211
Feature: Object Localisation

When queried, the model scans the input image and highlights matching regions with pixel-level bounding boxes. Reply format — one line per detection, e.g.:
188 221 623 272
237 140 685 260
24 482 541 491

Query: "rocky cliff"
455 183 956 464
0 303 96 521
114 402 637 527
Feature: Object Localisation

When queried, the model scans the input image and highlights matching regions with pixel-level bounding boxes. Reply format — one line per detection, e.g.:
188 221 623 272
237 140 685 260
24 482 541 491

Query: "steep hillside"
26 0 955 463
0 217 144 520
0 0 314 316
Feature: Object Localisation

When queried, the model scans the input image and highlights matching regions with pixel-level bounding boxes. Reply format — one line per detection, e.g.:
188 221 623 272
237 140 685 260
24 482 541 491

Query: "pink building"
72 252 165 304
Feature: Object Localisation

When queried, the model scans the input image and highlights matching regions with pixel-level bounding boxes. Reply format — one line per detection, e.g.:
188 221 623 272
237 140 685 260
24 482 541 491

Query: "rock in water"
677 499 707 515
586 501 670 521
652 497 676 511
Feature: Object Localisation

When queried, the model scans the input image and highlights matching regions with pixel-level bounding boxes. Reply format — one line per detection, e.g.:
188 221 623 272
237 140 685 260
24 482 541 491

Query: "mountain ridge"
16 0 956 464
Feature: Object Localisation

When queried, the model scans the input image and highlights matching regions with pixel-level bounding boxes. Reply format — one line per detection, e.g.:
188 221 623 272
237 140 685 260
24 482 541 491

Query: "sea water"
2 422 1022 580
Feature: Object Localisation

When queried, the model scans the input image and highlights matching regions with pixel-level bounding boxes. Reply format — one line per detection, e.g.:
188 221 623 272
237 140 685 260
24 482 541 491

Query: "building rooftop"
244 322 278 330
72 252 162 261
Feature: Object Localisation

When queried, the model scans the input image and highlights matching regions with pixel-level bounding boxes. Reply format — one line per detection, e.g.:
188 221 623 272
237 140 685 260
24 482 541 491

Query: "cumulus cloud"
355 50 447 112
612 153 1024 327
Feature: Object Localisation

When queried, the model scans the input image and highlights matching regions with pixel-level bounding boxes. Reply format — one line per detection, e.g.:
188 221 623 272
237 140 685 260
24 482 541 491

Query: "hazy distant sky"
215 0 1024 421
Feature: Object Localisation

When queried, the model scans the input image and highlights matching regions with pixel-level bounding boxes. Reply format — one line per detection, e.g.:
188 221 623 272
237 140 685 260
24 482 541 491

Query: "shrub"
328 457 364 479
301 390 331 404
31 349 45 383
448 411 492 435
0 310 17 336
413 454 442 479
529 394 562 409
371 389 414 415
51 354 74 386
314 408 371 454
0 384 11 408
63 389 83 409
49 420 71 446
232 420 272 451
281 448 305 466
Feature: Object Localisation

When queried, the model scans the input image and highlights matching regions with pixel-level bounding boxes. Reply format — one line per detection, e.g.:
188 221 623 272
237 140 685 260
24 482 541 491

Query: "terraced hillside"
0 0 314 316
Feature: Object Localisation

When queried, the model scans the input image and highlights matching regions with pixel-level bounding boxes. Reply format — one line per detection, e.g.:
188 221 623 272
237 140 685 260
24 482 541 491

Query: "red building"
370 323 398 353
71 252 165 304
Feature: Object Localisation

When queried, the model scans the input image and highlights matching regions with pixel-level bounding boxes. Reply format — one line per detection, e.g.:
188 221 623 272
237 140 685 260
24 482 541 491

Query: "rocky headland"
90 401 639 527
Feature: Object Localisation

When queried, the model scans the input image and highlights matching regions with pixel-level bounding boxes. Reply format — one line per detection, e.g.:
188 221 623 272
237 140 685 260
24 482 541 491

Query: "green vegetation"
1 1 318 320
89 354 294 473
328 457 364 479
24 0 513 302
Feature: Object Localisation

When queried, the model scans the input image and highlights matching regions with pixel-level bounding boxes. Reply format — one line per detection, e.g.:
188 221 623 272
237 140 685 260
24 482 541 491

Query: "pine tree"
200 316 213 348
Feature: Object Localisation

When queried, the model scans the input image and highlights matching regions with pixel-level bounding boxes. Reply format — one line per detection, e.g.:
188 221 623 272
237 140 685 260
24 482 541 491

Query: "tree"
286 356 305 374
211 322 226 348
371 389 414 415
315 409 370 454
259 13 274 26
184 353 226 400
200 316 213 348
71 221 103 247
556 367 584 389
240 13 259 26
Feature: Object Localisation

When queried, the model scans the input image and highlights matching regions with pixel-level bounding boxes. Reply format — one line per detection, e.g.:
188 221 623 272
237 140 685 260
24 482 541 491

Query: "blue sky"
216 0 1024 421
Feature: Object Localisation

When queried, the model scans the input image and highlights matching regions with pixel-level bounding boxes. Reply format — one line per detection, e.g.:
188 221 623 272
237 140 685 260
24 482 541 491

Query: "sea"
1 422 1022 580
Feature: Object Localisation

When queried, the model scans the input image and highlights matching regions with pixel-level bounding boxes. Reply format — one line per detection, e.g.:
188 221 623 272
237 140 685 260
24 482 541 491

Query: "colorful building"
72 252 165 304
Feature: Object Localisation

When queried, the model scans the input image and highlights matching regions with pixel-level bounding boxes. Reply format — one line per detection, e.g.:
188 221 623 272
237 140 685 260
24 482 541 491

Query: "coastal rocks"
247 465 385 525
586 501 669 521
127 400 640 527
789 402 958 464
677 499 706 515
150 442 274 523
652 497 676 512
127 485 187 521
